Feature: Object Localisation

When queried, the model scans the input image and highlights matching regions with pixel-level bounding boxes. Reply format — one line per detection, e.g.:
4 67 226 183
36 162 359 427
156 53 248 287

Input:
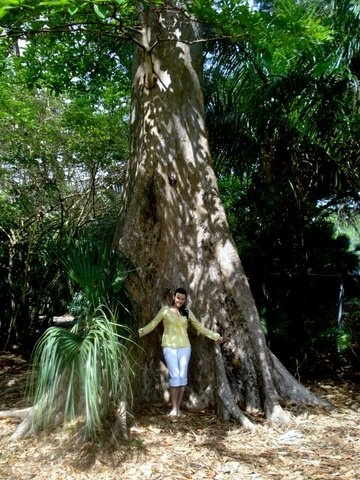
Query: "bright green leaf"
39 0 72 5
67 5 78 15
93 3 107 19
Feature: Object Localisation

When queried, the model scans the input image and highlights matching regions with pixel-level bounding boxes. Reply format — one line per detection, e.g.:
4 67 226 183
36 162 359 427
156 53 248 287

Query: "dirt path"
0 353 359 480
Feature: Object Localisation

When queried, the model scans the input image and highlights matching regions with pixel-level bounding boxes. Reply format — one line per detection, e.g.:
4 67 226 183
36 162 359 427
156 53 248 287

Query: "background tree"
0 61 130 351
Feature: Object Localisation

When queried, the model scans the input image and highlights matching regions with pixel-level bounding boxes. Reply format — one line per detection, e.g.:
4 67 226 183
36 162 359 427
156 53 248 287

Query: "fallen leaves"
0 355 359 480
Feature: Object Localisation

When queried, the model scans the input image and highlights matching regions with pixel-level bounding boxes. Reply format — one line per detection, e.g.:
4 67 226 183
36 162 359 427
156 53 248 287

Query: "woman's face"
173 292 186 309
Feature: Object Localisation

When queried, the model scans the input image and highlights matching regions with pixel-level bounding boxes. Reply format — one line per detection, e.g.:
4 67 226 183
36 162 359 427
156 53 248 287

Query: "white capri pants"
163 347 191 387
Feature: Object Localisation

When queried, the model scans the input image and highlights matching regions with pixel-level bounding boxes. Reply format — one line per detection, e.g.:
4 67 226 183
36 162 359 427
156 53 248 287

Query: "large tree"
113 1 327 427
0 0 330 436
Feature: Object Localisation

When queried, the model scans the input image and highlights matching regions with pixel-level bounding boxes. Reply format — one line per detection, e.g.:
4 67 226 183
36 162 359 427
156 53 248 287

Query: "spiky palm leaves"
29 307 133 436
27 237 135 439
61 237 130 317
205 0 359 198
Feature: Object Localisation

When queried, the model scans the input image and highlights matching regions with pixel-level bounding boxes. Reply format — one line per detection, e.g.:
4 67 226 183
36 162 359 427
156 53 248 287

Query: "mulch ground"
0 352 359 480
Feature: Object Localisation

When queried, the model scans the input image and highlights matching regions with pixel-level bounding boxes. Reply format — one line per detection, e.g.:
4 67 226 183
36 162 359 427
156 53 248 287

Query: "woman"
138 288 223 417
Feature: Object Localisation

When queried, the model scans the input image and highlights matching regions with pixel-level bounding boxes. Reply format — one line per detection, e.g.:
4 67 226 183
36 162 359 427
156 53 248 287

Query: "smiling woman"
139 287 223 417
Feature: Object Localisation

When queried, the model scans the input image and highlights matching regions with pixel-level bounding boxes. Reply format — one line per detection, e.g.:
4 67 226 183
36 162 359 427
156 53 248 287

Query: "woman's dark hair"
173 287 189 318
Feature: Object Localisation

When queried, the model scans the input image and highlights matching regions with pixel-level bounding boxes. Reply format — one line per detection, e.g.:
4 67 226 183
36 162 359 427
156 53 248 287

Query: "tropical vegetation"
0 0 358 437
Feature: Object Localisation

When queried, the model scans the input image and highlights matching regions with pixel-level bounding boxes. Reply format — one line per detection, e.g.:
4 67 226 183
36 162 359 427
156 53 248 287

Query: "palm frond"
28 305 135 435
59 235 134 319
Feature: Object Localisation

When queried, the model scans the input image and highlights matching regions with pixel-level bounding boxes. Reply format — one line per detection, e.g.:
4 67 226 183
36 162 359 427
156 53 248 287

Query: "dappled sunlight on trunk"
114 2 329 428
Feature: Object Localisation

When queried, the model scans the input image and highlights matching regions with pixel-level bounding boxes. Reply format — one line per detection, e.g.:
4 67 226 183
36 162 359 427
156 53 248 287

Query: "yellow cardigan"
138 306 220 348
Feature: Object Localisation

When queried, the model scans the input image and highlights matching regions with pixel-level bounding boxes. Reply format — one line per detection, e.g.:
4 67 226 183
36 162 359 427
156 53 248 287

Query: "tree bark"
113 2 330 426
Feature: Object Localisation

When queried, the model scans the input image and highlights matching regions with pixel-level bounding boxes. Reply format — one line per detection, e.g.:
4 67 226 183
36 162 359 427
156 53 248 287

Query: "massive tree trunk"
114 2 328 426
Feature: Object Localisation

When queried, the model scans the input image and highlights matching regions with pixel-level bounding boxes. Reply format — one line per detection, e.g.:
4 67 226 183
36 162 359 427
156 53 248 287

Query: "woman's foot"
168 409 178 417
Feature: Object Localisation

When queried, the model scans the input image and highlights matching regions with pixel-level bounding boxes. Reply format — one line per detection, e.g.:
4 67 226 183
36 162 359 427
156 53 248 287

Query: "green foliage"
27 231 136 436
205 0 359 375
65 291 89 319
330 209 360 255
259 308 293 347
0 0 140 26
0 57 130 349
206 0 359 191
187 0 256 38
29 306 134 435
59 236 133 318
342 297 360 354
316 302 359 356
208 0 359 268
0 0 134 96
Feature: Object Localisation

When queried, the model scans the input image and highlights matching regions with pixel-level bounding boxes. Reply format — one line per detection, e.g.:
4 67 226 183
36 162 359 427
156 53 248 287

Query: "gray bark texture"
113 2 330 426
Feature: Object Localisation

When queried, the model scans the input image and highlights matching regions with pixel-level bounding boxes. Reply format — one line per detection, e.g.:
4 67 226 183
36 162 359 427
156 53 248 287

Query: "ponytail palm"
25 236 136 439
29 306 134 437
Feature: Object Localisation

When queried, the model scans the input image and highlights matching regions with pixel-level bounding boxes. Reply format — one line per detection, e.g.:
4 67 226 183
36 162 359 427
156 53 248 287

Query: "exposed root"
214 344 254 429
265 402 292 427
1 397 131 442
2 382 68 440
214 341 333 429
11 415 36 439
0 407 38 440
0 407 39 440
0 407 33 419
269 351 334 409
111 400 130 444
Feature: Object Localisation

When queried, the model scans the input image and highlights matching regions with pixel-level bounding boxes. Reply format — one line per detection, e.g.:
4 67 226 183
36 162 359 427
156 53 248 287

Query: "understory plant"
28 306 134 437
27 236 136 438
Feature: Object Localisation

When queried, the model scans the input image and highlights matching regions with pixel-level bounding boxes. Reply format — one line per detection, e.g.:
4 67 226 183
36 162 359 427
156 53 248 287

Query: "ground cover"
0 353 359 480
